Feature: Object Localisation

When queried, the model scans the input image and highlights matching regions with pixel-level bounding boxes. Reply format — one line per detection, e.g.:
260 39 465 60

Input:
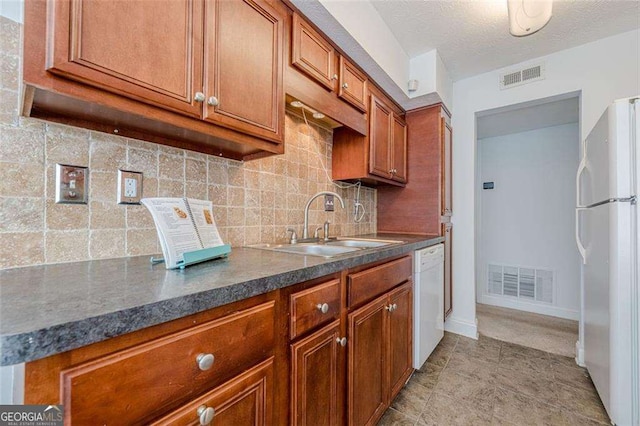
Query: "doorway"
474 94 581 357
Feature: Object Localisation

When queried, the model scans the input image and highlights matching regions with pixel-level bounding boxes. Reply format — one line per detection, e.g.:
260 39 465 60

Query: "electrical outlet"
55 164 88 204
324 195 335 211
117 170 143 204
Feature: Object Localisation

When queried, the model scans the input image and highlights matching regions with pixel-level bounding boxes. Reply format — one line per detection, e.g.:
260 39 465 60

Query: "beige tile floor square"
379 333 609 426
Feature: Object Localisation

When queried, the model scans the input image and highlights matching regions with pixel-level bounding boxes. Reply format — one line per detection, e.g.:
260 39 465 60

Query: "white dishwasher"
413 244 445 369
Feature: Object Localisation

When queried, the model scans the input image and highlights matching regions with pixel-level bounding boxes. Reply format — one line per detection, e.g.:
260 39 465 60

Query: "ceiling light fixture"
507 0 553 37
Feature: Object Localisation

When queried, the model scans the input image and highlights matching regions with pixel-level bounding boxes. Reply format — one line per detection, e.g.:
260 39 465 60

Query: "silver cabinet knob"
194 92 205 102
393 303 398 311
336 337 347 346
207 96 219 106
196 353 215 371
316 303 329 314
197 405 215 425
332 74 338 80
342 83 349 89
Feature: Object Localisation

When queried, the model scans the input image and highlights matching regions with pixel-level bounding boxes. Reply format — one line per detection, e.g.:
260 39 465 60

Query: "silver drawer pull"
196 353 215 371
197 405 215 425
336 337 347 346
207 96 219 106
316 303 329 314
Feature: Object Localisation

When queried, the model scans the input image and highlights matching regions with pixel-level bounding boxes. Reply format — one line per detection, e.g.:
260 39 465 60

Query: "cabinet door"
387 282 413 400
338 56 367 112
368 95 393 180
47 0 203 117
444 224 453 319
348 295 388 426
291 13 336 91
391 114 407 183
150 358 273 425
291 321 342 426
204 0 284 143
442 115 453 221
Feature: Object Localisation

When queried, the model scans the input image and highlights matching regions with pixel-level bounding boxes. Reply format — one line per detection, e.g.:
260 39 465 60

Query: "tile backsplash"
0 16 376 270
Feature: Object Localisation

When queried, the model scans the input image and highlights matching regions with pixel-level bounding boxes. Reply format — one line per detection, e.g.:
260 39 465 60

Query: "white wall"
318 0 410 95
409 50 454 109
450 29 639 342
0 0 22 22
477 123 580 319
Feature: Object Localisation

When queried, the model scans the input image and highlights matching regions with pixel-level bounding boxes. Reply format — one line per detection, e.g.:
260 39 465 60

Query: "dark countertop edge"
0 236 443 365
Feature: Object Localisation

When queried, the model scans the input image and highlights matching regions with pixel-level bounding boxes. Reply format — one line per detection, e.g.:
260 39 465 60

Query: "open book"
141 198 225 269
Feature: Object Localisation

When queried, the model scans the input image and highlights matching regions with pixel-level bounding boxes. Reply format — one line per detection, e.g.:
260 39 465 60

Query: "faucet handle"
313 226 323 239
286 228 298 244
323 220 331 242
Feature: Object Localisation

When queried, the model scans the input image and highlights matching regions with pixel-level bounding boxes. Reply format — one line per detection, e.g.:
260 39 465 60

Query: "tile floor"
379 332 610 426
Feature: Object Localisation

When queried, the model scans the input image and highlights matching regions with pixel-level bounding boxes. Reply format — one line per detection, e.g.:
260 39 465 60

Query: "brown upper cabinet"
290 12 368 113
291 12 336 91
332 91 407 186
338 56 368 112
24 0 285 160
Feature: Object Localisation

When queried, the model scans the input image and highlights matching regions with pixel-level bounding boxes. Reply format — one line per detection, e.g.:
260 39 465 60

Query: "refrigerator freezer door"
582 111 610 207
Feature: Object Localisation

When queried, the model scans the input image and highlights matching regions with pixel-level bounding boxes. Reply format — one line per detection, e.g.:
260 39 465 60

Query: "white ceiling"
477 95 579 139
370 0 640 81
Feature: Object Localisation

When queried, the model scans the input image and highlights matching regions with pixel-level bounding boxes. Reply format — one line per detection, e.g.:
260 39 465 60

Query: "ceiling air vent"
499 64 544 89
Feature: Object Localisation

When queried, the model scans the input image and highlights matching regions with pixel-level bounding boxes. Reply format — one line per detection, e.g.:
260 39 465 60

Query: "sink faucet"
303 191 345 239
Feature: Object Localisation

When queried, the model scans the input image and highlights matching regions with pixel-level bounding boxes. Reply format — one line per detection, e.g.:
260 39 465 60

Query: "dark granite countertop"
0 234 443 365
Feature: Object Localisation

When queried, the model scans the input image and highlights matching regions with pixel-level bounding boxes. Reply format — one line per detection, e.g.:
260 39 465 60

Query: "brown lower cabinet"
348 281 413 426
24 254 416 426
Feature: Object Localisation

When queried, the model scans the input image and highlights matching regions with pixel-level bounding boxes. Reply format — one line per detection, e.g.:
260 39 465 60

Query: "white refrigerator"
577 96 640 426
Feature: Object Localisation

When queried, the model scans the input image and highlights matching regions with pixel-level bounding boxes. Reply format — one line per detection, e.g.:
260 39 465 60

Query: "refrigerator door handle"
576 207 587 264
576 147 588 264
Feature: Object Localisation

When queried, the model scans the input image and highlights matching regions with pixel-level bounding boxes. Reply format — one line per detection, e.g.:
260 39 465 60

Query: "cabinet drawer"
290 278 341 339
60 301 275 425
150 357 274 425
348 256 412 307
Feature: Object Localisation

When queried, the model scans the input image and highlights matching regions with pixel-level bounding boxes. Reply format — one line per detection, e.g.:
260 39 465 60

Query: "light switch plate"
117 170 143 204
324 195 335 211
55 164 88 204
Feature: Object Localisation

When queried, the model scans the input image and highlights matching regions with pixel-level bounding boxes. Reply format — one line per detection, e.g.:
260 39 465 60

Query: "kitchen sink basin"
326 238 404 248
247 237 404 258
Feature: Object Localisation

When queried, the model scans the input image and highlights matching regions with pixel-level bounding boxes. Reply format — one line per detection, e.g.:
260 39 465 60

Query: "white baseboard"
444 315 479 339
479 295 579 321
575 341 585 367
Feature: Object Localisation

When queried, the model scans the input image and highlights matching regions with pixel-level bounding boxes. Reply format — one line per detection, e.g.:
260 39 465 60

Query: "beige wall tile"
45 230 89 263
245 189 260 209
0 232 44 269
89 171 117 202
127 147 158 178
158 153 184 181
158 179 184 197
0 125 45 163
227 164 244 187
185 182 208 200
89 139 127 172
208 158 228 185
208 184 228 206
185 158 207 182
0 17 20 56
127 204 155 229
0 162 44 197
46 200 89 230
90 201 125 229
227 207 245 227
226 227 245 247
213 206 227 228
245 226 260 245
126 229 159 256
89 229 126 259
45 124 90 165
228 187 244 207
0 89 18 125
0 197 43 232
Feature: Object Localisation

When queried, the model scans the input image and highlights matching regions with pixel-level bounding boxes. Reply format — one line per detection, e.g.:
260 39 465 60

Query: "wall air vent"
487 263 554 304
499 64 544 89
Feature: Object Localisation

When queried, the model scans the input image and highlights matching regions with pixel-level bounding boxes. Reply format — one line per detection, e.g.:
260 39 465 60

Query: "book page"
186 198 224 248
141 198 202 268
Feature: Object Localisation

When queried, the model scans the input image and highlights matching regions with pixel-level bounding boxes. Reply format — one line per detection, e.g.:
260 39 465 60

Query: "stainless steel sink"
247 237 404 258
326 238 404 248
